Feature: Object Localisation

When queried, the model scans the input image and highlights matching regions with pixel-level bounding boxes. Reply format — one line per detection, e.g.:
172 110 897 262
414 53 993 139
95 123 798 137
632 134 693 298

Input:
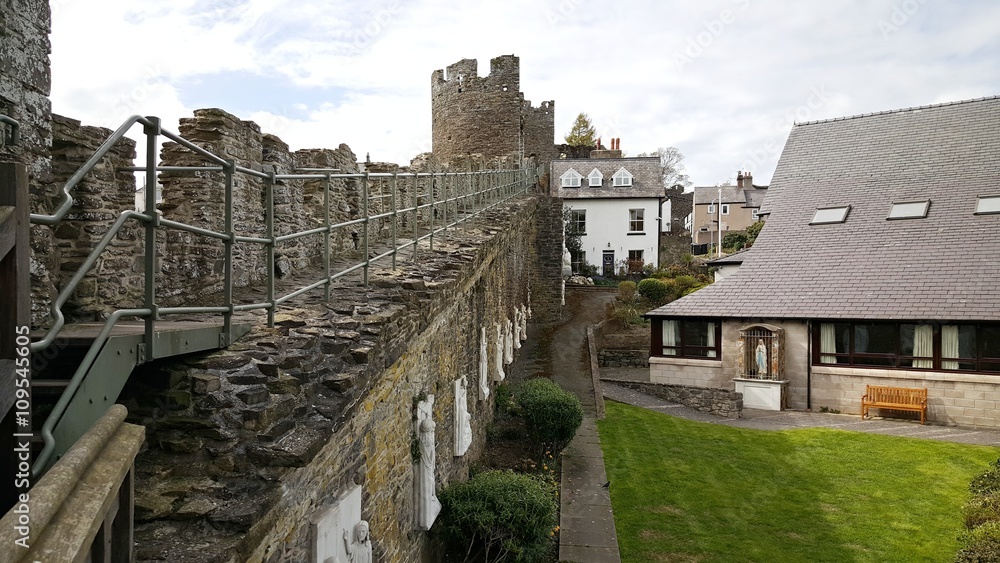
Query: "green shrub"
516 378 583 455
637 278 670 305
971 460 1000 496
965 494 1000 530
494 383 514 417
437 470 557 563
616 280 637 303
722 231 748 252
957 521 1000 562
673 275 700 293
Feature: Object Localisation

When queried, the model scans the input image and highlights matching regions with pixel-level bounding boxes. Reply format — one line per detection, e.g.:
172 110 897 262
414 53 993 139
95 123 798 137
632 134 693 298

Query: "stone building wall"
294 145 362 257
0 0 55 326
48 115 142 320
431 55 555 165
124 197 542 563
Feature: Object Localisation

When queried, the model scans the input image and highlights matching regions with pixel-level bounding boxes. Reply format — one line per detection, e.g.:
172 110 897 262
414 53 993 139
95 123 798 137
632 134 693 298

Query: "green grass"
597 401 999 563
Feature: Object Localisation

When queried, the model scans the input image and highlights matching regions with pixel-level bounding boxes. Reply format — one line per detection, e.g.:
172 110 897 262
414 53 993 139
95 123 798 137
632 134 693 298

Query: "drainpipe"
806 320 813 410
717 187 722 258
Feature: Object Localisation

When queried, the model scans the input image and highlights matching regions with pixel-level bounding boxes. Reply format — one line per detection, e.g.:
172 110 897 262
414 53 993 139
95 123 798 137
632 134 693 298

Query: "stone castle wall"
0 0 55 326
431 55 555 165
124 197 546 562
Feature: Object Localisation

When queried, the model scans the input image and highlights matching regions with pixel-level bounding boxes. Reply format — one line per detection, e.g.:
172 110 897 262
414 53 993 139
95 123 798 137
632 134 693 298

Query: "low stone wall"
606 380 742 418
598 349 648 368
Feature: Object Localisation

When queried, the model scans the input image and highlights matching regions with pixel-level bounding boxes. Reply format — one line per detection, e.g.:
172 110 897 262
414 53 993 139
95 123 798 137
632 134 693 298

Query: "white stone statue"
478 326 490 400
414 395 441 530
342 520 372 563
503 317 514 365
518 304 528 341
512 309 523 351
562 246 573 278
494 323 505 381
755 340 768 377
454 379 472 456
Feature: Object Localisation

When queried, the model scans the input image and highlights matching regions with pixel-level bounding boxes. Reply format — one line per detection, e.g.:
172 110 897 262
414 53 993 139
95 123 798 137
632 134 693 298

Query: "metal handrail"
0 114 19 145
28 113 536 474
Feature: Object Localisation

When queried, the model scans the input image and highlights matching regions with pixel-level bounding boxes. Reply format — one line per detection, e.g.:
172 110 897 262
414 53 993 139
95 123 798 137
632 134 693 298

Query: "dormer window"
976 195 1000 215
612 168 633 187
811 206 850 225
887 200 930 220
560 169 582 188
588 169 603 187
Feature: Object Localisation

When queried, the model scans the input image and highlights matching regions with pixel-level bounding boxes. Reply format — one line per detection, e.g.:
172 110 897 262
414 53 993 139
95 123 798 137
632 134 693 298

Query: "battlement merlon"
431 55 520 93
522 100 555 113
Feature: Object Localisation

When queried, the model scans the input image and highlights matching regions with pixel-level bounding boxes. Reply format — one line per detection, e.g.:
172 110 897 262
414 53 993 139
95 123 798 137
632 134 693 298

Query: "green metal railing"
0 114 19 145
28 114 536 474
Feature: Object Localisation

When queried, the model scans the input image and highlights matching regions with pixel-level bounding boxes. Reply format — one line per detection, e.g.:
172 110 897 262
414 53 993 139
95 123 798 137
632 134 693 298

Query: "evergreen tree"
564 113 597 147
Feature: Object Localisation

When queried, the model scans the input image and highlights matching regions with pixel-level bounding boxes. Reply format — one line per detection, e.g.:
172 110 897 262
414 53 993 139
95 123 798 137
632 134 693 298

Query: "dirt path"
548 288 615 414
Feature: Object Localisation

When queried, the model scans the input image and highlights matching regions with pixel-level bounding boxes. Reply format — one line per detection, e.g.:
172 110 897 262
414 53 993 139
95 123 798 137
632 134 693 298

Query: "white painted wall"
565 197 660 272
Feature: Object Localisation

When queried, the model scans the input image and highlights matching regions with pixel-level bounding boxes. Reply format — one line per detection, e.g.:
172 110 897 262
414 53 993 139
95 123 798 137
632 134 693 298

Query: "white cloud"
49 0 1000 186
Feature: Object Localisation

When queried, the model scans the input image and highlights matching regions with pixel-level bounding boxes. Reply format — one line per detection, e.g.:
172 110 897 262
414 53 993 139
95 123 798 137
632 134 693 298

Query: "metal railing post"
391 171 398 270
429 170 435 253
362 171 370 287
265 171 276 327
324 173 331 300
412 173 418 263
142 117 160 360
223 159 235 344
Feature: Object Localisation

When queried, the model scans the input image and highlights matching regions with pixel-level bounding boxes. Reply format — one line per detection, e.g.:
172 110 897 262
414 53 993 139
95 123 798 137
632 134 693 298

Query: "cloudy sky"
49 0 999 186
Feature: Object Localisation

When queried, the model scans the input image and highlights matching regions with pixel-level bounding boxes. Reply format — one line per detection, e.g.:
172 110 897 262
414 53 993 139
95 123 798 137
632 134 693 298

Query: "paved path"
553 289 621 563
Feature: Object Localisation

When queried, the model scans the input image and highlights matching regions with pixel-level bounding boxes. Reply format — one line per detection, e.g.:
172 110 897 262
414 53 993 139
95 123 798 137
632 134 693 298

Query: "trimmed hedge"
437 470 557 563
637 278 670 305
516 378 583 455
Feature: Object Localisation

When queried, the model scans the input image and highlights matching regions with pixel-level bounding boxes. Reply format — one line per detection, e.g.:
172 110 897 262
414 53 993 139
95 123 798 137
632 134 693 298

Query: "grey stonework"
125 197 549 562
607 380 743 419
598 349 648 368
431 55 556 165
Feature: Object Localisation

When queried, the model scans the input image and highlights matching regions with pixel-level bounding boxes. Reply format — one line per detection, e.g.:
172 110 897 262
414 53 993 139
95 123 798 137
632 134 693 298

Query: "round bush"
616 280 637 303
965 494 1000 530
437 470 557 563
957 521 1000 562
971 461 1000 496
637 278 670 305
516 378 583 454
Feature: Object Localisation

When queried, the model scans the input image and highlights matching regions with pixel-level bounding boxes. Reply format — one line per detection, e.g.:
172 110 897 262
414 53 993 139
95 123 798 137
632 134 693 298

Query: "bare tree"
637 146 692 190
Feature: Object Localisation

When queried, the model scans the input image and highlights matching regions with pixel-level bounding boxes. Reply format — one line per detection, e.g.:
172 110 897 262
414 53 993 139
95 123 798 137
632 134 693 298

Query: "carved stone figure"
479 326 490 400
414 396 441 530
518 304 528 340
454 378 472 456
504 317 514 364
562 246 573 278
512 309 522 351
755 340 768 377
494 323 505 381
343 520 372 563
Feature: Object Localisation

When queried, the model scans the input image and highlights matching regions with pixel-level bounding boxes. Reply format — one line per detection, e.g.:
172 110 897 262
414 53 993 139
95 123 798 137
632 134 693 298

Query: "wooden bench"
861 385 928 424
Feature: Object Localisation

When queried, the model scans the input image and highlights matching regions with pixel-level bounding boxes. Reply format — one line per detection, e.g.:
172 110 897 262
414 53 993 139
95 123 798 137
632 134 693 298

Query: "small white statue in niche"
478 326 490 400
342 520 373 563
519 304 528 340
494 323 505 382
512 309 522 351
504 318 514 364
755 339 768 377
454 378 472 456
414 395 441 530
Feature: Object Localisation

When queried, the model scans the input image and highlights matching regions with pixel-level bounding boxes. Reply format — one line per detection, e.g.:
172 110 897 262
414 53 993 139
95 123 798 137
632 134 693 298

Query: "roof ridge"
794 95 1000 127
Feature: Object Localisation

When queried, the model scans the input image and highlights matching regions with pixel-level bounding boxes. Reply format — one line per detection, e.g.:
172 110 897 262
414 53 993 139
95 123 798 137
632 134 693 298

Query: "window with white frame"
721 204 730 215
560 169 582 188
612 168 633 187
568 209 586 234
811 206 851 225
707 204 715 214
752 208 760 221
588 169 603 187
628 209 644 232
975 195 1000 215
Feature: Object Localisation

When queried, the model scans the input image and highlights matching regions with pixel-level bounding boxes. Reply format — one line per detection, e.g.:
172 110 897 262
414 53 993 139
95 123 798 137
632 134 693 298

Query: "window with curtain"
815 321 1000 373
660 319 720 359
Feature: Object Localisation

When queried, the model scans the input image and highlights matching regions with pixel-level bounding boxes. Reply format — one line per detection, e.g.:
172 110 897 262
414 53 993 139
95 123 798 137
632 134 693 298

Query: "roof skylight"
810 206 850 225
976 195 1000 215
887 200 930 220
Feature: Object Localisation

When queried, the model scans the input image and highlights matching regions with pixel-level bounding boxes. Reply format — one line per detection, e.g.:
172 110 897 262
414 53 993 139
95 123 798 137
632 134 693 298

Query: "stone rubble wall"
124 197 543 563
48 115 142 320
607 379 743 419
598 349 649 368
0 0 55 326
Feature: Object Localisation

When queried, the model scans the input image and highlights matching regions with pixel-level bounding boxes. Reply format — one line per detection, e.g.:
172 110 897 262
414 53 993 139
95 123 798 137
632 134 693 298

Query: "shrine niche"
734 324 788 411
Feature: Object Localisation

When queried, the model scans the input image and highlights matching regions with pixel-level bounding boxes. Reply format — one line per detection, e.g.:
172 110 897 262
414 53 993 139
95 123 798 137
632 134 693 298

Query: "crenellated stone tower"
431 55 556 165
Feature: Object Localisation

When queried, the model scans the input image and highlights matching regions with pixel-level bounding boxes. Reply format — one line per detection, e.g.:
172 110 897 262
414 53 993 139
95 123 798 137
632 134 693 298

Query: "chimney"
745 171 752 187
596 137 601 149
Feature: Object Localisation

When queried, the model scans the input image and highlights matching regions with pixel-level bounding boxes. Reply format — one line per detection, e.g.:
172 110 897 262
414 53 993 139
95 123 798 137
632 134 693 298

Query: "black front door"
602 250 615 277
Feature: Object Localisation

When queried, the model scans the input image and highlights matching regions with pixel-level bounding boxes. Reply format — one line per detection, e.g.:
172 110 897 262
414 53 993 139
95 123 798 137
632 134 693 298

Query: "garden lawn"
598 401 999 563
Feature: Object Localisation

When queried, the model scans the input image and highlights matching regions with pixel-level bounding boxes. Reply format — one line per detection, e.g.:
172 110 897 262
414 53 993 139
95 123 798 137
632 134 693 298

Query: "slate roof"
649 96 1000 321
551 157 663 199
693 184 767 207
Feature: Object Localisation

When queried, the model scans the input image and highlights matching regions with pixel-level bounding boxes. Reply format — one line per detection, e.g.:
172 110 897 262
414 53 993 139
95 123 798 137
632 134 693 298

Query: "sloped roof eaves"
694 185 743 204
650 97 1000 322
551 157 664 199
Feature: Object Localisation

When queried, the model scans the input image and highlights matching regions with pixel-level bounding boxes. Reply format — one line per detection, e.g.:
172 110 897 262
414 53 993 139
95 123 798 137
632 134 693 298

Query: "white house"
551 156 664 276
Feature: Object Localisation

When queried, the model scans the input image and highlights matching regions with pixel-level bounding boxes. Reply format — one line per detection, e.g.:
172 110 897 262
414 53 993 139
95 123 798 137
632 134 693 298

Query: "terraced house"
646 96 1000 425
